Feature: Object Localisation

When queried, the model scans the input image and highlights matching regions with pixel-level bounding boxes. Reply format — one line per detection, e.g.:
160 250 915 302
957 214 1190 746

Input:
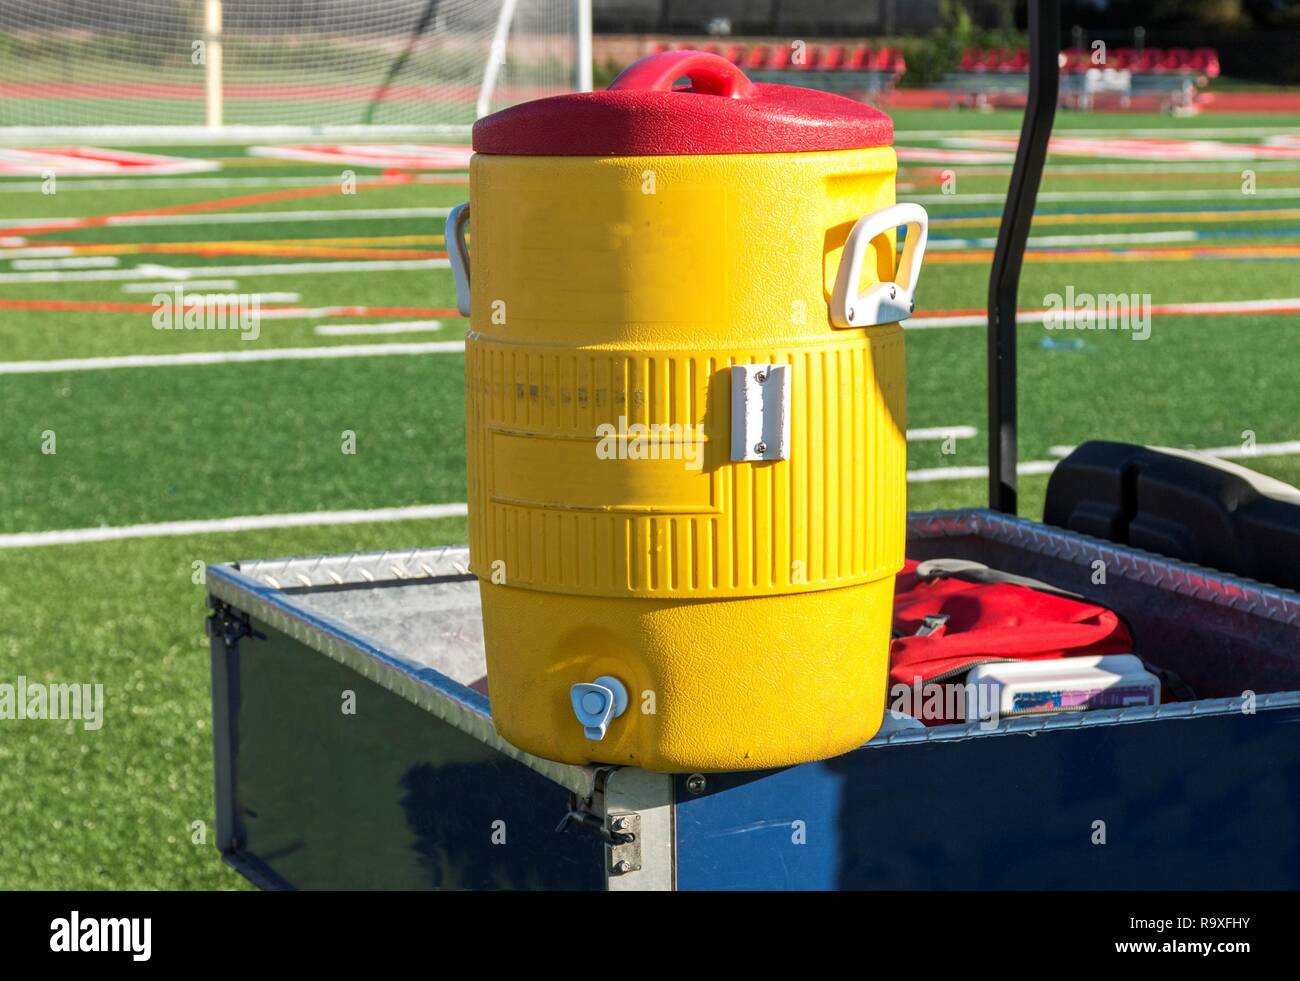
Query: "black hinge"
206 600 265 649
554 801 633 845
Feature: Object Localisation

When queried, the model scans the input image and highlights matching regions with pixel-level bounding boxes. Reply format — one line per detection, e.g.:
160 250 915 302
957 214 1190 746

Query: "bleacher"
647 41 906 100
945 46 1221 112
633 41 1220 112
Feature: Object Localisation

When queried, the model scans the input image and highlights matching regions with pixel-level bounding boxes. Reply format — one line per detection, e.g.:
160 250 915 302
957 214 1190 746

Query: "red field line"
885 88 1300 114
912 303 1300 318
1197 91 1300 113
22 241 448 261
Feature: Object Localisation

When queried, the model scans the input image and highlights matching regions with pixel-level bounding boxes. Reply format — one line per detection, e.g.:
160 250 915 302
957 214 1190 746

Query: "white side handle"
446 202 471 317
830 202 928 328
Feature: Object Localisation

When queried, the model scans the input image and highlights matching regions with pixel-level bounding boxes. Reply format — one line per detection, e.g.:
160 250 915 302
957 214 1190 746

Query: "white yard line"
907 312 1034 329
905 296 1300 330
6 442 1300 548
0 504 470 549
6 291 1298 370
915 187 1300 205
911 439 1300 484
11 255 120 270
0 257 448 284
0 245 75 258
314 320 443 336
257 306 451 321
906 425 978 441
179 291 301 303
908 460 1063 483
0 340 467 375
929 230 1199 249
122 279 240 292
0 206 449 230
1048 439 1300 460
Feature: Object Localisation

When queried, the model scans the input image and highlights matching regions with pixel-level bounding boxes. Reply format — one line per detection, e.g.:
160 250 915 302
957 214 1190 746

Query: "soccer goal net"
0 0 589 142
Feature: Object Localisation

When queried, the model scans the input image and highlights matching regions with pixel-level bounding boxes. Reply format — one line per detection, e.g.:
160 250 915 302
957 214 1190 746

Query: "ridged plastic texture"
467 338 905 597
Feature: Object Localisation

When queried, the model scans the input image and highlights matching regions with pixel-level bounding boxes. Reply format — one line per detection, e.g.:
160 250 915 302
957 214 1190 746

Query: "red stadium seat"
959 47 979 72
1064 50 1092 74
1138 49 1164 74
1008 48 1029 71
792 44 820 70
1191 47 1220 78
874 47 905 75
744 44 770 69
769 45 791 70
723 44 743 64
849 45 872 70
822 45 844 70
1112 47 1137 70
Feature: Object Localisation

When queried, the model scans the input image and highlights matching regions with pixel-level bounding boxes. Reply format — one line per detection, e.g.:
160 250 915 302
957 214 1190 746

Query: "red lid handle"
608 50 757 99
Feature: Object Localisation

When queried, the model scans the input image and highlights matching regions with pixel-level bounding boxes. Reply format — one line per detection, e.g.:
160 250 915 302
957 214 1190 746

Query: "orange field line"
935 207 1300 229
4 174 441 239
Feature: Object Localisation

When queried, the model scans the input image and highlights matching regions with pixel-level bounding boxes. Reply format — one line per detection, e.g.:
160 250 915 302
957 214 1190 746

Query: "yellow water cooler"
448 50 928 772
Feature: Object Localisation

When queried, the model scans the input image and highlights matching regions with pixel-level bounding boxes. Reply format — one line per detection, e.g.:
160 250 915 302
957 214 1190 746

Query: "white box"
965 654 1160 723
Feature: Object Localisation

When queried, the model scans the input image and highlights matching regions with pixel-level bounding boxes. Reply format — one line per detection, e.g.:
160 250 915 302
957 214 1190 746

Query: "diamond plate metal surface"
908 509 1300 624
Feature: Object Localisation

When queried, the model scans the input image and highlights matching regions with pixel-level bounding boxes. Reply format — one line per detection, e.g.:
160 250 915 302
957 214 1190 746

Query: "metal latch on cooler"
553 766 647 879
605 813 641 875
555 806 641 876
731 363 790 462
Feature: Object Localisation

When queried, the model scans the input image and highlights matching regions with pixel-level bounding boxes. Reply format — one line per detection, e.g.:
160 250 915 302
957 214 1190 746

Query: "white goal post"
0 0 593 144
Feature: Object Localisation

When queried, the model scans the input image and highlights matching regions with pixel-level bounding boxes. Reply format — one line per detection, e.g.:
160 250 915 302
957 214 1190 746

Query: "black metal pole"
987 0 1059 513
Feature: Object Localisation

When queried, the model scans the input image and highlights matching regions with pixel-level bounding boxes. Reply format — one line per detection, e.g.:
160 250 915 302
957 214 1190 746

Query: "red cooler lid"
472 49 893 156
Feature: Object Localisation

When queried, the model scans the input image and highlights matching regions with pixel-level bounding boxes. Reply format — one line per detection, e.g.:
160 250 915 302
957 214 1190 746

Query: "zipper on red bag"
915 657 1016 685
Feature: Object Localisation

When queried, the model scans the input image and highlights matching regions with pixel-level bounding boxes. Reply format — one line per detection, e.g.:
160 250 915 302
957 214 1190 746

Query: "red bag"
889 558 1133 689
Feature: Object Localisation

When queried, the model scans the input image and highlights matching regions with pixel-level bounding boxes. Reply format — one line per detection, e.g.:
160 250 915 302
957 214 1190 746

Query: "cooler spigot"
570 675 629 741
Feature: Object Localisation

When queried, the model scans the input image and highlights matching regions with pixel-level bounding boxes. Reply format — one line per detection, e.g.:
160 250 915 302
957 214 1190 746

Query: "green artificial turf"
3 114 1300 889
0 516 466 890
